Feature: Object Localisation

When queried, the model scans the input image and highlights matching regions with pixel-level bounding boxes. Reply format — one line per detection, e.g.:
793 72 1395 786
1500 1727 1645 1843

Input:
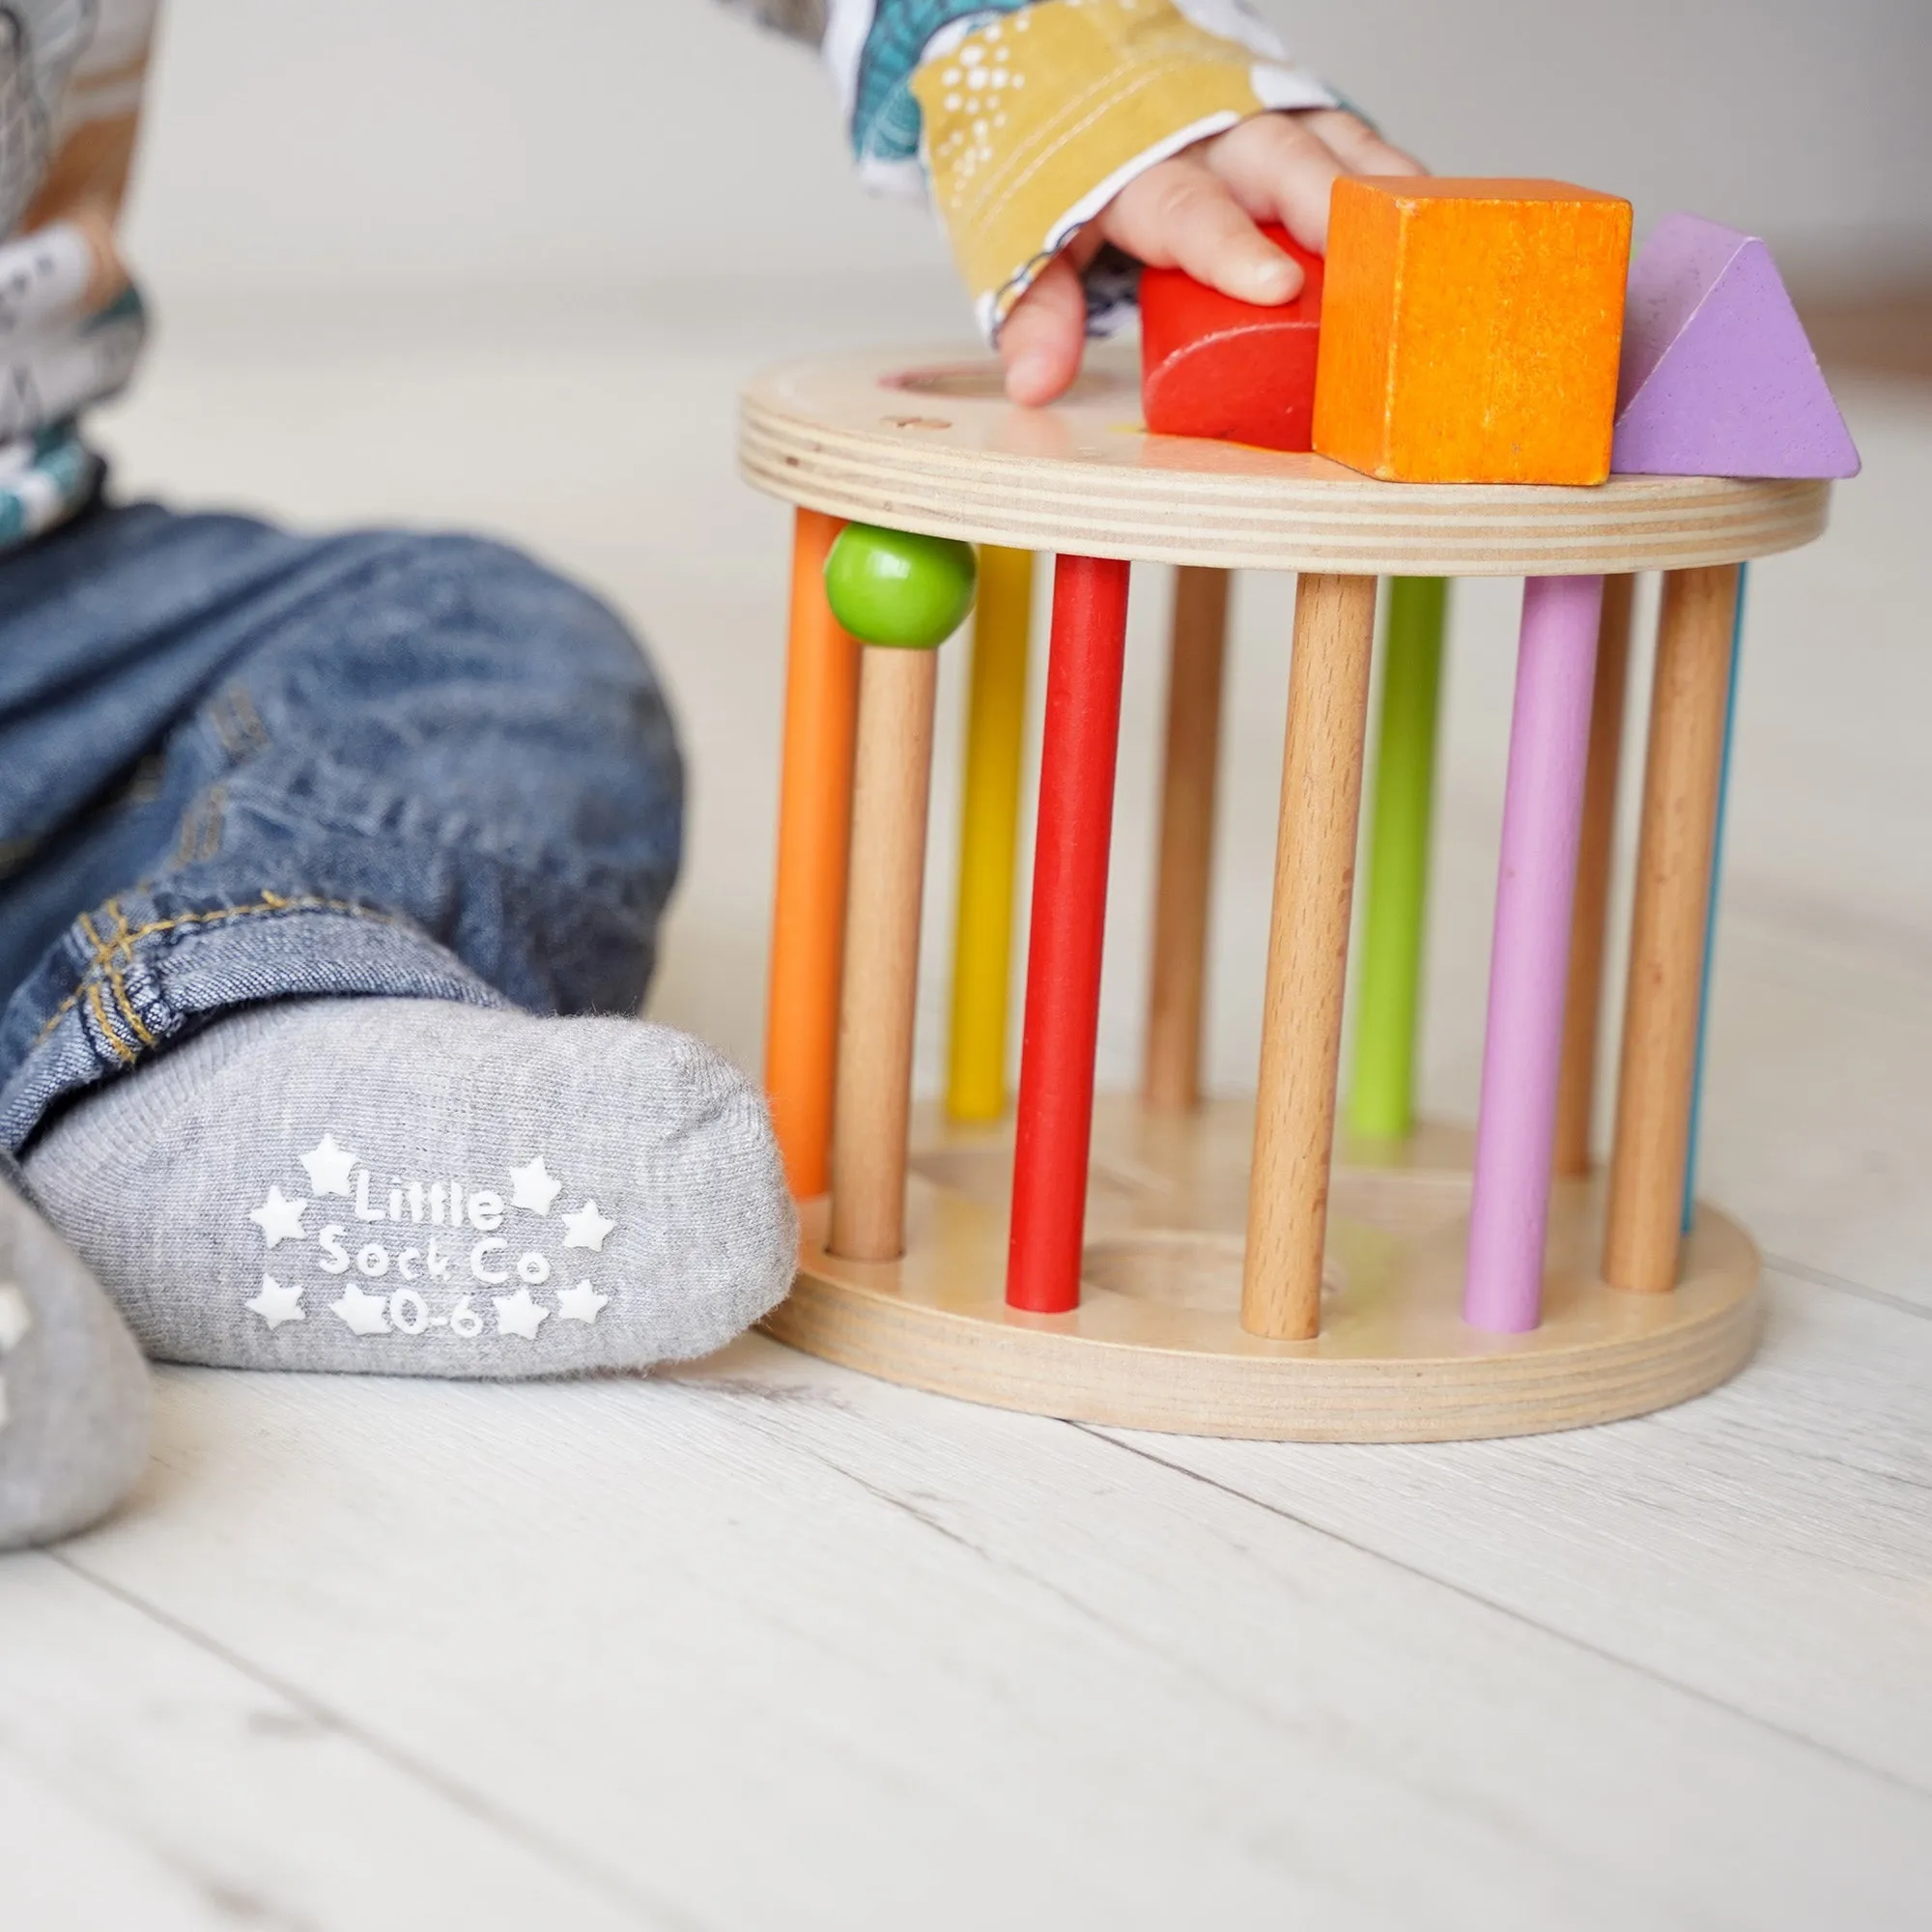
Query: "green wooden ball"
824 524 977 649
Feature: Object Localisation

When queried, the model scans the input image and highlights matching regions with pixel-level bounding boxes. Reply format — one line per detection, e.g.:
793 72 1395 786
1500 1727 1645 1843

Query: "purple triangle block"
1611 213 1860 479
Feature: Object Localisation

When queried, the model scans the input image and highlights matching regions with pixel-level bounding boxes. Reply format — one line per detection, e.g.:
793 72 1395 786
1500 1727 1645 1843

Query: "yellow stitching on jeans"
72 911 155 1056
101 903 156 1048
84 979 136 1065
33 894 411 1049
76 912 116 970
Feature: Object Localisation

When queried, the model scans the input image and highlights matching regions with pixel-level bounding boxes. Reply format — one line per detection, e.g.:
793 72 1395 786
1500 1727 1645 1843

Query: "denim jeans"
0 503 684 1154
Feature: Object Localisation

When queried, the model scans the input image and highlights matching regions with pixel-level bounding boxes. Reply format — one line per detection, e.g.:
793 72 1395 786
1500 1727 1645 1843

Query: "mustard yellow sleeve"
910 0 1336 340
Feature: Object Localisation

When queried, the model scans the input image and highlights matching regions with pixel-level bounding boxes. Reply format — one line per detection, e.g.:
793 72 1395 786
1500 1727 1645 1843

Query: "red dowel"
1008 554 1132 1314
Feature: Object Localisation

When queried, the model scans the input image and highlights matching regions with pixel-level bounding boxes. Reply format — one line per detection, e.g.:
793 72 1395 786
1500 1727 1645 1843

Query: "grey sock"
25 999 797 1379
0 1176 152 1550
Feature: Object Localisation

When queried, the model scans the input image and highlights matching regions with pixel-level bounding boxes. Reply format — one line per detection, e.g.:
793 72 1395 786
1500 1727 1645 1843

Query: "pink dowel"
1464 575 1605 1332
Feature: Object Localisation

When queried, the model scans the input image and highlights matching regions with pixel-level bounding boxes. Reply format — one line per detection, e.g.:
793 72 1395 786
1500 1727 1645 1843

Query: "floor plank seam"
47 1551 707 1932
704 1397 1322 1726
1765 1255 1929 1321
1075 1426 1932 1804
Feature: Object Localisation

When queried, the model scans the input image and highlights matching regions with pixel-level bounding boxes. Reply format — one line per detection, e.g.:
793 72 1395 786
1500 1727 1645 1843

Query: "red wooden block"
1140 226 1324 452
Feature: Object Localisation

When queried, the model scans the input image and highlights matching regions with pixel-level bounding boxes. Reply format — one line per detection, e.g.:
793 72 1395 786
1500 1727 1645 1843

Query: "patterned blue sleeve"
846 4 1034 179
731 0 1332 198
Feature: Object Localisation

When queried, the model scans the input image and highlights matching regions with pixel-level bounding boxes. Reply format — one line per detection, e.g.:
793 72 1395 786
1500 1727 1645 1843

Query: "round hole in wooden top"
883 362 1136 405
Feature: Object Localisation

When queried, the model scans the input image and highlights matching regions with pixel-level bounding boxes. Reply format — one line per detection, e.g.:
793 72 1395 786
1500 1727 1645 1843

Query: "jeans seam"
102 902 158 1048
76 906 156 1051
83 976 136 1064
35 891 417 1048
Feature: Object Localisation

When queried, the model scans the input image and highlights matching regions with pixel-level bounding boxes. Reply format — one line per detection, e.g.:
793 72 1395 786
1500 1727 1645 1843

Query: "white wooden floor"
4 279 1927 1928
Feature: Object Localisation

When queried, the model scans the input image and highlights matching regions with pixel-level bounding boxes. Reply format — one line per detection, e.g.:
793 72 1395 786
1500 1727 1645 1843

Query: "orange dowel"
764 508 860 1199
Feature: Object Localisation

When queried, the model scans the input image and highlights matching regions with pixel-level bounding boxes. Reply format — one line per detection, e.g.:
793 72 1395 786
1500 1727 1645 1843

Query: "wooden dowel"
1552 572 1636 1177
1008 555 1132 1315
1605 563 1741 1292
1347 576 1447 1143
765 508 859 1199
1682 562 1748 1231
1241 572 1378 1342
1463 576 1605 1333
828 645 940 1262
947 547 1034 1122
1144 565 1231 1112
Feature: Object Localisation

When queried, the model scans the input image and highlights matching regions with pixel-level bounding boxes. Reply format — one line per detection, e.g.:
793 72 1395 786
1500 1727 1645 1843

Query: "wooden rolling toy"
740 187 1848 1441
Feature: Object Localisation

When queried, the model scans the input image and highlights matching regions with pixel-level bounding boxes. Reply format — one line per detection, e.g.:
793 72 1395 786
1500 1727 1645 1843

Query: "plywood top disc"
740 348 1830 577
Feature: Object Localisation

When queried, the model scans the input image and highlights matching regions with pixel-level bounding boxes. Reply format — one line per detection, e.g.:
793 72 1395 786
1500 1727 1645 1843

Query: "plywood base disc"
762 1096 1761 1442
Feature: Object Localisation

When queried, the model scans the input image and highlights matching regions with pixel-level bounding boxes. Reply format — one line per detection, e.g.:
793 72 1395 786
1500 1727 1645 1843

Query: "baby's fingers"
999 252 1090 405
1101 156 1302 305
1294 109 1424 180
1199 112 1350 253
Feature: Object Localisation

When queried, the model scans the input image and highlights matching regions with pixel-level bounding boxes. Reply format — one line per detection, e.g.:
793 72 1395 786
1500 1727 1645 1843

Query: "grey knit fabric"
26 1000 798 1378
0 1175 151 1550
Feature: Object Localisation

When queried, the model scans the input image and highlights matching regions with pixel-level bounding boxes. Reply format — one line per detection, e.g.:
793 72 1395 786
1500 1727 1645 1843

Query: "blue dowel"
1681 562 1747 1233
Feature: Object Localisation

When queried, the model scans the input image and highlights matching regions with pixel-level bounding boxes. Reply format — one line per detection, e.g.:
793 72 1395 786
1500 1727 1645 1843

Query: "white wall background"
123 0 1932 301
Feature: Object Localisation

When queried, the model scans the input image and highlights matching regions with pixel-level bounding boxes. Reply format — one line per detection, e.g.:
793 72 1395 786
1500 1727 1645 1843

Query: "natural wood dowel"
1241 573 1378 1341
1553 572 1635 1177
828 646 941 1263
1144 566 1231 1112
1604 564 1741 1293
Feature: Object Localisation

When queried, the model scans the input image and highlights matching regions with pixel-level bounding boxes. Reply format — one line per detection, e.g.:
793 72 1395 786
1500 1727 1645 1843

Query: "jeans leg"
0 507 683 1150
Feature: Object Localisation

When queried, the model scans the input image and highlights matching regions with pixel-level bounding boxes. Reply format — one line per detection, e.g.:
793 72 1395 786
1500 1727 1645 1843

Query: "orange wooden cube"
1312 178 1633 485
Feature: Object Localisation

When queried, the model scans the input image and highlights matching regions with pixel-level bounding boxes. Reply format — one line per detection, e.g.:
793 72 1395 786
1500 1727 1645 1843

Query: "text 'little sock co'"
26 999 797 1378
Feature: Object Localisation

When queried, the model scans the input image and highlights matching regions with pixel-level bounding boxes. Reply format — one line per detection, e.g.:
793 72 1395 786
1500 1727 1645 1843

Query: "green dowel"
1347 577 1448 1143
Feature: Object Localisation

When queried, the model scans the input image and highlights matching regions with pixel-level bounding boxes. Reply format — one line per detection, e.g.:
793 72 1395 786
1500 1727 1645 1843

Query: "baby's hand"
999 109 1422 407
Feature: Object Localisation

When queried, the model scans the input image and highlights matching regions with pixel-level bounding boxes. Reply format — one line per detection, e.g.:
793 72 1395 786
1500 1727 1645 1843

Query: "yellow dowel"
947 547 1035 1121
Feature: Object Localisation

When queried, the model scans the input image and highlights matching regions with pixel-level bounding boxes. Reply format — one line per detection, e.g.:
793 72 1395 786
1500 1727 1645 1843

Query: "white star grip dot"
248 1186 309 1249
508 1156 562 1215
328 1283 390 1335
555 1280 610 1324
299 1134 358 1197
246 1275 306 1329
493 1287 551 1339
561 1199 615 1253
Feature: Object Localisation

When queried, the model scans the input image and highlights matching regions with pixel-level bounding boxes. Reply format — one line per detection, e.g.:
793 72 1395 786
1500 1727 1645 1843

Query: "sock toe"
0 1180 152 1550
26 999 798 1381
